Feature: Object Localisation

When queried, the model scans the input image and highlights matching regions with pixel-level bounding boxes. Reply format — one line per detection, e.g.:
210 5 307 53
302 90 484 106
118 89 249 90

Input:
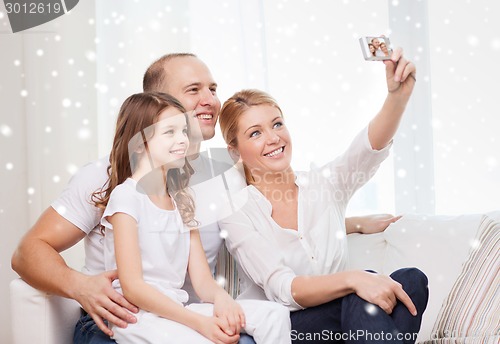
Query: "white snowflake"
1 125 12 137
491 39 500 51
149 20 161 31
467 35 479 47
55 205 67 215
216 276 226 288
62 99 72 108
110 98 119 107
85 51 96 62
364 304 378 316
486 157 497 167
78 128 91 140
67 164 78 175
397 169 407 178
335 230 345 239
469 239 481 249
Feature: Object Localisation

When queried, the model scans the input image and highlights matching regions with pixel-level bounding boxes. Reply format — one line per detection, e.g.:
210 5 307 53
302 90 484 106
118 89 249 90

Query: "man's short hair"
143 53 197 92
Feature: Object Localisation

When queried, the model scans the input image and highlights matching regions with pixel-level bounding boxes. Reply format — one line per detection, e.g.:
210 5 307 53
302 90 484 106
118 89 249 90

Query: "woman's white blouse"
218 126 391 311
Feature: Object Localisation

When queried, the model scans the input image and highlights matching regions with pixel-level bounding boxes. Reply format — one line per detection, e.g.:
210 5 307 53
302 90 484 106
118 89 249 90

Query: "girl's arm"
110 213 239 343
368 47 416 150
188 230 246 336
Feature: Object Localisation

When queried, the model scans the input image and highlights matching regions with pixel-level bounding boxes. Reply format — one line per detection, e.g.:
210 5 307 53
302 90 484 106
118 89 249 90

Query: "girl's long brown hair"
92 92 197 228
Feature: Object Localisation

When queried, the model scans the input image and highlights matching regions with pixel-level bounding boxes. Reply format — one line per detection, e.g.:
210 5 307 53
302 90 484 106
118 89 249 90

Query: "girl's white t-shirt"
101 178 191 304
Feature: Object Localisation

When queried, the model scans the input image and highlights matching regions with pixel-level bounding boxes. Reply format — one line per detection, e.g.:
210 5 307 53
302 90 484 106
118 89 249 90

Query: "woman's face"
234 104 292 176
380 43 389 55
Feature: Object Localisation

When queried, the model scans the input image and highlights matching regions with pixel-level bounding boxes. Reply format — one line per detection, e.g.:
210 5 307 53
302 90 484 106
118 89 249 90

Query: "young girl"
92 92 290 343
218 48 428 343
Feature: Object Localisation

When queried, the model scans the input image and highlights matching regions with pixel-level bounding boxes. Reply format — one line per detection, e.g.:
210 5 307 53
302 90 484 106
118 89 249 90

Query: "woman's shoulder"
218 184 269 222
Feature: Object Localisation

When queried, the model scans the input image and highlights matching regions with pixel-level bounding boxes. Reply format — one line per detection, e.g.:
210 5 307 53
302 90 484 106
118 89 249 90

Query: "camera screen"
359 36 393 61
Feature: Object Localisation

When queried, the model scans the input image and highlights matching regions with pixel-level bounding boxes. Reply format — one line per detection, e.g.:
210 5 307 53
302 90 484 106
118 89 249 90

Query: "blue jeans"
74 312 256 344
290 268 429 344
74 313 115 344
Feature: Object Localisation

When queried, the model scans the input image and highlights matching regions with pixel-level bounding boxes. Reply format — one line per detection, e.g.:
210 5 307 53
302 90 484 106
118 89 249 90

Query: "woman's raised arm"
368 47 416 150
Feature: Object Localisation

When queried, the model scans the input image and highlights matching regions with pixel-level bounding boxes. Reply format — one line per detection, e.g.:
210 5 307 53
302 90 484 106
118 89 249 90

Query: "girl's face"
369 44 375 53
145 107 189 170
233 104 292 177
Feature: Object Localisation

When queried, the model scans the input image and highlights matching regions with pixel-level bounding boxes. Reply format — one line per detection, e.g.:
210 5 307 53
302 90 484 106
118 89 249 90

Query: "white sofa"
10 211 500 344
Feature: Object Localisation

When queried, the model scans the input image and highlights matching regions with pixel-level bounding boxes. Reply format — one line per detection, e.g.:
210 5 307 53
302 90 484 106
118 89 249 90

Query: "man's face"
161 56 221 141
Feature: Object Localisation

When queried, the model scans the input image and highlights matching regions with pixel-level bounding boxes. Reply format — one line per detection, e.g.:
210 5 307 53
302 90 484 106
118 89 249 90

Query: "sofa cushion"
381 213 483 343
347 232 387 272
10 278 82 344
423 216 499 344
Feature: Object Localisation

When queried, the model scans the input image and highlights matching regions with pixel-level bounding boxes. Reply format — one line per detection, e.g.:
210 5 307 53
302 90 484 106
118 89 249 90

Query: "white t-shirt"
102 178 191 304
51 149 245 302
218 127 391 311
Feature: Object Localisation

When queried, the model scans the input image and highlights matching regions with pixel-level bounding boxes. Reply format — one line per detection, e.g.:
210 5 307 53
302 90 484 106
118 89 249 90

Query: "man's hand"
346 214 401 234
75 270 138 336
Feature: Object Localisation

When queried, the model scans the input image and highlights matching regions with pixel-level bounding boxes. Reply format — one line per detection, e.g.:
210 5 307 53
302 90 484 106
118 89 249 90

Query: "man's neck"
187 142 201 161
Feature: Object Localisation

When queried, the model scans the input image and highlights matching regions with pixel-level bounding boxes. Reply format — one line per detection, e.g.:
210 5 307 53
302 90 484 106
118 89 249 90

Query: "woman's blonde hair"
219 89 283 184
92 92 197 228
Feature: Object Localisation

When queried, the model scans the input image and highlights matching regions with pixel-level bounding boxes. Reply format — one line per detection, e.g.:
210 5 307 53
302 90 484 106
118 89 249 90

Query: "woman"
369 43 377 56
380 42 391 56
218 48 428 343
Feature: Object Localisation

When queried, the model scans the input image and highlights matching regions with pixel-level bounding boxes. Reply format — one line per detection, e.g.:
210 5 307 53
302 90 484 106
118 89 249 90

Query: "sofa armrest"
10 278 81 344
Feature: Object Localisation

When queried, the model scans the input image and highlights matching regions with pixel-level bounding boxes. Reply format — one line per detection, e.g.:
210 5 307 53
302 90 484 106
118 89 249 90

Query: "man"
12 53 252 343
12 53 398 343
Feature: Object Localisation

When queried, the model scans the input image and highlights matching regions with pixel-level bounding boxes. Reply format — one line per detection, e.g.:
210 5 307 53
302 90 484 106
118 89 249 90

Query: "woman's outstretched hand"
385 47 417 96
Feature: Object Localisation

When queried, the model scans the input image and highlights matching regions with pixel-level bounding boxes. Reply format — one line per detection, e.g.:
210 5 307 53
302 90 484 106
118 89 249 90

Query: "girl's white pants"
111 299 291 344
